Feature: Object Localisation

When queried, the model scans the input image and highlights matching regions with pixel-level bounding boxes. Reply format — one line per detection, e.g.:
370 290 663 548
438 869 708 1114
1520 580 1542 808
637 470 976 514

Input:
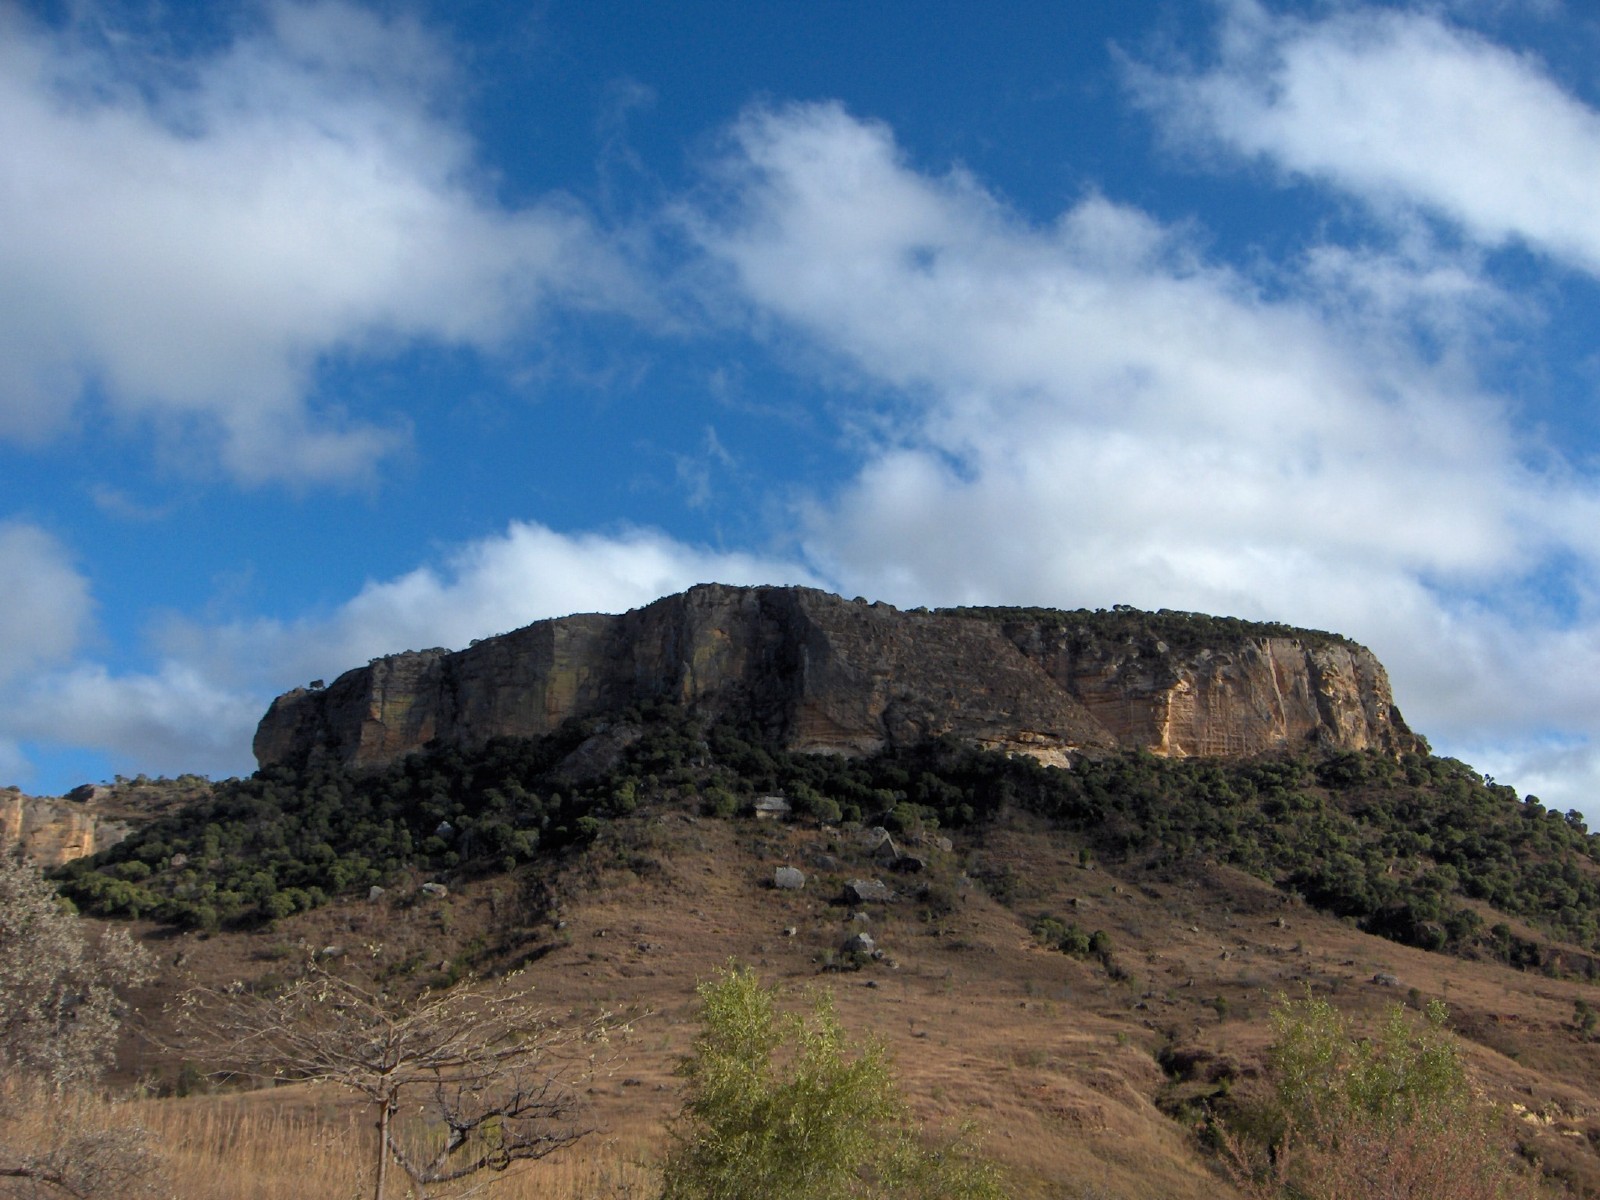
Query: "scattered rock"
754 795 791 820
934 836 954 853
367 885 386 902
844 878 891 904
419 882 448 898
434 821 454 840
773 866 806 890
1372 972 1401 987
842 931 876 955
892 854 926 874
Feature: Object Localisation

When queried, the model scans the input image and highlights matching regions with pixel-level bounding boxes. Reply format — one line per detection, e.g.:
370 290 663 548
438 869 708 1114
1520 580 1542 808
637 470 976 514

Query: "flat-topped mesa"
252 585 1426 772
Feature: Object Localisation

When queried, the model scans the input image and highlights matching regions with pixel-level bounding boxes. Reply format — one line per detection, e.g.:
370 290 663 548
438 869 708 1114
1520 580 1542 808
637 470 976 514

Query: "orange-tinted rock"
0 789 123 866
253 585 1424 772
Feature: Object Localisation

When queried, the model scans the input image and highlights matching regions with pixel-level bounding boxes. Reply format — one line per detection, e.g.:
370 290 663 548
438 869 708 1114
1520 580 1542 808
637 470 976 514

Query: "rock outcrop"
254 585 1424 772
0 776 215 867
1 787 124 866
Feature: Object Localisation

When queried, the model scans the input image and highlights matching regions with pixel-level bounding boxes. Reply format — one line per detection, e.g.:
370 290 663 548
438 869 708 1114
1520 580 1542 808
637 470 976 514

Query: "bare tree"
0 1078 161 1199
177 965 617 1200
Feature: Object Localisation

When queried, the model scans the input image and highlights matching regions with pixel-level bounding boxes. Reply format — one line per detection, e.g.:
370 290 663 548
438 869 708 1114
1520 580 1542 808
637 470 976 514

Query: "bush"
660 964 1005 1200
1223 991 1542 1200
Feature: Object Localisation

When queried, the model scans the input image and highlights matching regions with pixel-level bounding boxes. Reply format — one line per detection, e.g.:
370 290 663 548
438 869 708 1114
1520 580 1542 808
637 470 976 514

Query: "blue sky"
6 0 1600 820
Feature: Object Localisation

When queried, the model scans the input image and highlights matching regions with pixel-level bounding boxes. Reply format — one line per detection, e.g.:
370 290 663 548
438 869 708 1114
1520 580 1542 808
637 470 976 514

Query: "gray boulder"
754 795 792 820
844 878 891 904
774 866 806 890
842 931 876 956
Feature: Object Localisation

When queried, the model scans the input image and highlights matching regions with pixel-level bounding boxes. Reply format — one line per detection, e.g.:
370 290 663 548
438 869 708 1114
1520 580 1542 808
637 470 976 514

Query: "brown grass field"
51 805 1600 1198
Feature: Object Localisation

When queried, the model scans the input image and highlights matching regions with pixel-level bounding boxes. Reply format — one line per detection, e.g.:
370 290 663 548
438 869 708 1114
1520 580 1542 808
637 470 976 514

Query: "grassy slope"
107 801 1600 1198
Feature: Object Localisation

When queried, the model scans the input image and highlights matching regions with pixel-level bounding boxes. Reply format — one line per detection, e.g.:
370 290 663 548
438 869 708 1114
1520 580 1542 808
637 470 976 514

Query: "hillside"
18 588 1600 1196
90 743 1600 1197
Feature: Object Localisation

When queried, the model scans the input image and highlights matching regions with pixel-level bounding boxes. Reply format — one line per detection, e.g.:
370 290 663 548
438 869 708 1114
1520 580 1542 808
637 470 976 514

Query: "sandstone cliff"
1 787 124 866
255 586 1423 773
0 777 214 867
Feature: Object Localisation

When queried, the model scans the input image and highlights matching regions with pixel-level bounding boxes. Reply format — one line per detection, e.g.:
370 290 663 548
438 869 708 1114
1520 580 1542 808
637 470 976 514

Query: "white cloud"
1132 1 1600 275
0 2 637 484
0 521 818 785
0 523 92 686
7 664 263 781
685 100 1600 809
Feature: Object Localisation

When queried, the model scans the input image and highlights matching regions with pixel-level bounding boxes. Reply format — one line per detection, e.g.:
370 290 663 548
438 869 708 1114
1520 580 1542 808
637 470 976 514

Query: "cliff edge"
254 585 1424 772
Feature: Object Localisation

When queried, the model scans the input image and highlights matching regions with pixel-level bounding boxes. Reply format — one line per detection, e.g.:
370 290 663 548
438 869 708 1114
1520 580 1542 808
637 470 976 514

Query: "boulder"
773 866 806 890
754 795 791 820
842 931 876 955
844 878 891 904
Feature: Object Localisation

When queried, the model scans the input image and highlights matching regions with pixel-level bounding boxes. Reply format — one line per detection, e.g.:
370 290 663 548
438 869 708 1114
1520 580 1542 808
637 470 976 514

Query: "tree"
660 964 1005 1200
1223 991 1541 1200
0 851 158 1198
0 851 153 1088
178 965 613 1200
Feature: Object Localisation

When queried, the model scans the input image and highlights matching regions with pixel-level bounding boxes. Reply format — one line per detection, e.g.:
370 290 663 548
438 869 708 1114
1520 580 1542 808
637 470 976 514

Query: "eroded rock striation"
254 585 1424 772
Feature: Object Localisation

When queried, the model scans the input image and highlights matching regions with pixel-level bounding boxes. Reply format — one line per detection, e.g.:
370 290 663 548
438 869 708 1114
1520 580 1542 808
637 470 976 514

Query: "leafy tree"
660 964 1005 1200
0 852 152 1088
0 852 158 1197
178 965 613 1200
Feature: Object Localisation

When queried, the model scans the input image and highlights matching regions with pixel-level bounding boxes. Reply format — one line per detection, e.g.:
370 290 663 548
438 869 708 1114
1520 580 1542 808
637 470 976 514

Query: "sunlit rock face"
254 585 1424 772
0 787 124 866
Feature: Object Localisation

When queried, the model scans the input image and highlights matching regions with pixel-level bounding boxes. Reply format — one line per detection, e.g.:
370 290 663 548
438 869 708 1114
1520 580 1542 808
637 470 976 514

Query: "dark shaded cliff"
253 585 1424 771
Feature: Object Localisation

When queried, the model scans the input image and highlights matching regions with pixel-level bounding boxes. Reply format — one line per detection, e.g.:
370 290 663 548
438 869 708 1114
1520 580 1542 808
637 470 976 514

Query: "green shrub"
1222 992 1540 1200
660 964 1005 1200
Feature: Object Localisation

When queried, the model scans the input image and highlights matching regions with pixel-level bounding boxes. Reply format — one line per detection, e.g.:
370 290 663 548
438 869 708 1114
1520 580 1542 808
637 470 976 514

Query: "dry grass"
99 807 1600 1199
4 1083 660 1200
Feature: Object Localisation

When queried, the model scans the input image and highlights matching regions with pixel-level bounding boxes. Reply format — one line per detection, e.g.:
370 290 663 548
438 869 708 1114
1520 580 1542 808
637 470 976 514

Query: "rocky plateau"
254 584 1424 773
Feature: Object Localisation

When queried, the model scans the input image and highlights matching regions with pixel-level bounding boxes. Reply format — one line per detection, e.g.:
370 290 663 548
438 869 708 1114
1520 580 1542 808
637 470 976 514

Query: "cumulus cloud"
158 518 822 694
0 1 637 484
0 523 93 686
685 100 1600 798
6 665 264 781
1130 0 1600 275
1 521 817 783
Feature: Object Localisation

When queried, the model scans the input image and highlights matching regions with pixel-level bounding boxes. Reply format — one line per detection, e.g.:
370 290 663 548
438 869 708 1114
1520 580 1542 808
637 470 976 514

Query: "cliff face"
254 585 1424 772
0 788 126 866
